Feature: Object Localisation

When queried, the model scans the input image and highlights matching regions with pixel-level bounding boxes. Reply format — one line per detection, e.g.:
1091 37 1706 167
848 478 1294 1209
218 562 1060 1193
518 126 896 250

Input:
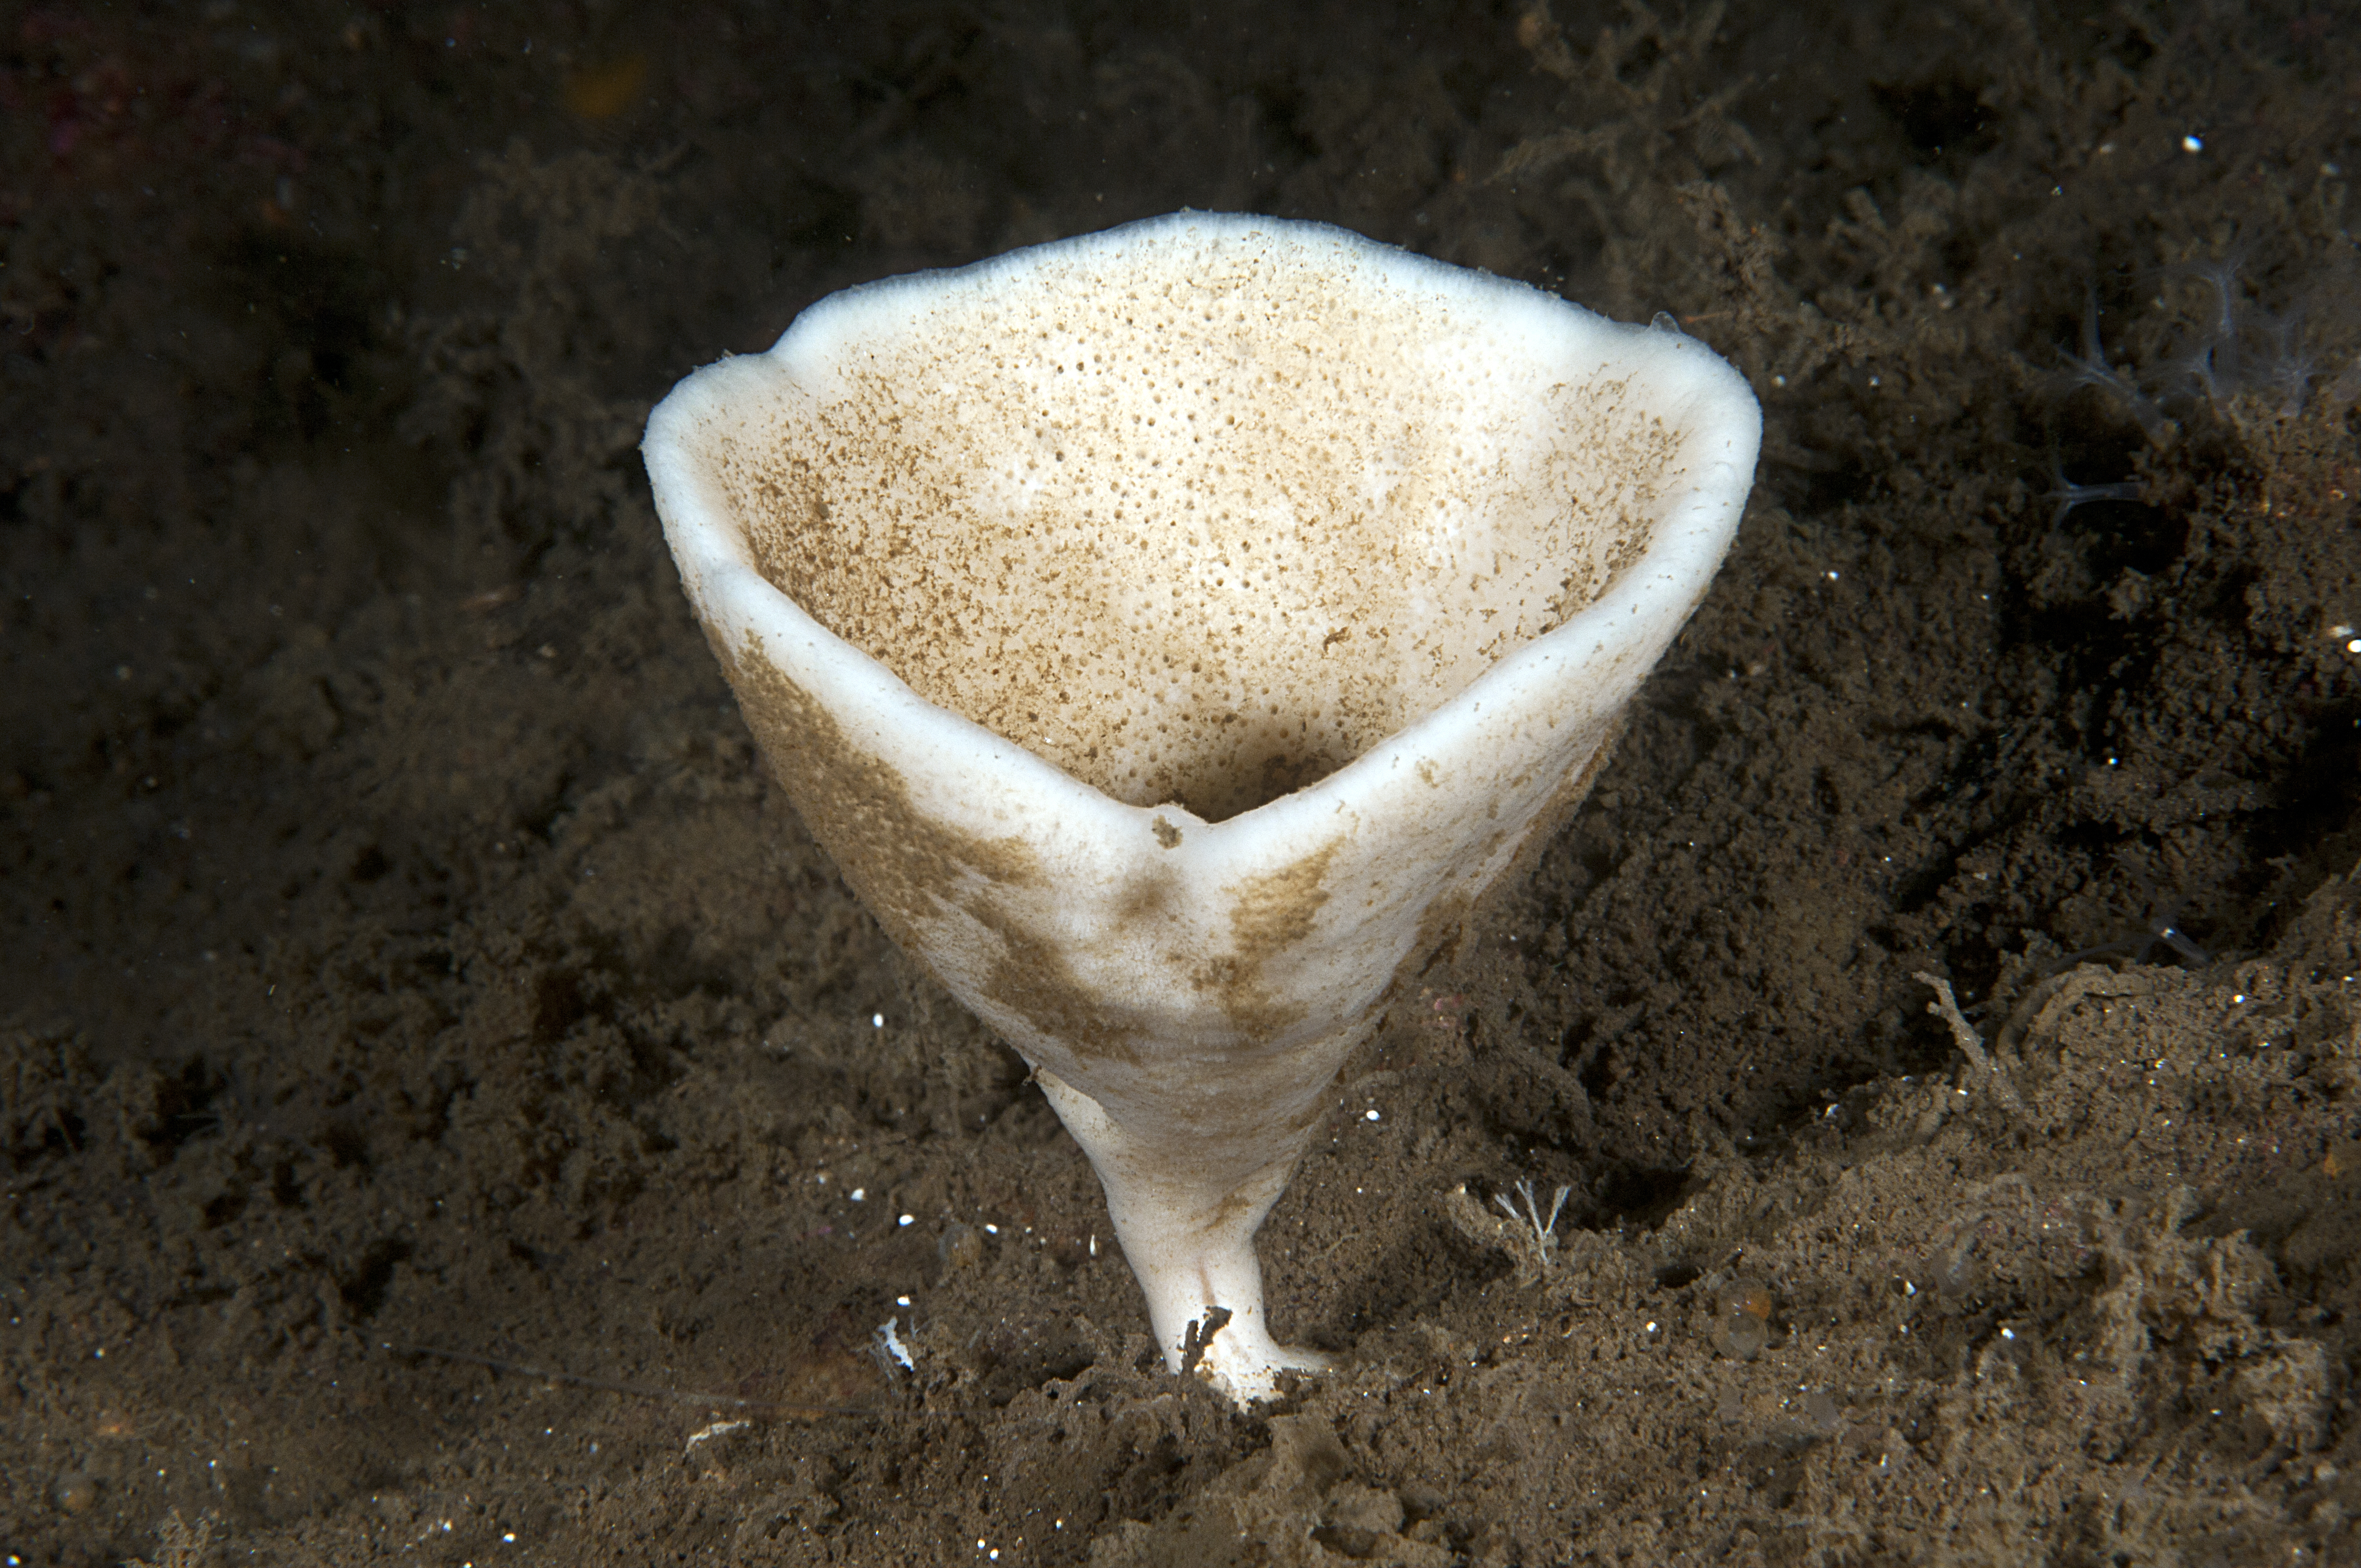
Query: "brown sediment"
724 636 1165 1069
712 235 1678 825
13 5 2361 1564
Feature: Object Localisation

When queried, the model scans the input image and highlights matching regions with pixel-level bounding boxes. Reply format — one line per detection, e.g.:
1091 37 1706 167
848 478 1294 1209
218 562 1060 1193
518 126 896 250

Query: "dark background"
6 3 2360 1563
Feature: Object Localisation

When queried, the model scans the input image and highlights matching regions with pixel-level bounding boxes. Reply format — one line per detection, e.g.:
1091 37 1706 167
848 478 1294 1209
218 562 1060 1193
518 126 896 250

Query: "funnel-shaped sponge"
645 212 1759 1402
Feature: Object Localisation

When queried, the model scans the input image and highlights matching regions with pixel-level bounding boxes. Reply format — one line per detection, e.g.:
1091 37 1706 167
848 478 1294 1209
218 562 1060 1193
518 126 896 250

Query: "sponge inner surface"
717 219 1687 822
